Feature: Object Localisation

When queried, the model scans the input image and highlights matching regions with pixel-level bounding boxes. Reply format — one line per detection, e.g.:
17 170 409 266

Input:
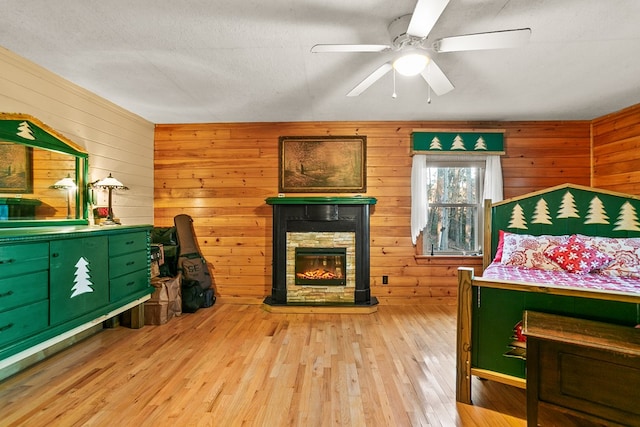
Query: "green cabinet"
50 236 109 325
0 225 153 366
108 231 150 302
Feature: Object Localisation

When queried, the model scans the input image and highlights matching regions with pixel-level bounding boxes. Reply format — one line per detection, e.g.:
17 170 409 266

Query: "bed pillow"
501 233 569 271
493 230 507 262
577 235 640 278
544 235 613 274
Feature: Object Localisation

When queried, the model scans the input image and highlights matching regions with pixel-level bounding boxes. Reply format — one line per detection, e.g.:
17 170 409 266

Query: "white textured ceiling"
1 0 640 124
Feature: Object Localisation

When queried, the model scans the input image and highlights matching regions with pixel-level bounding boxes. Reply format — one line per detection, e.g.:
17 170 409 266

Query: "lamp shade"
51 175 76 189
93 173 128 190
393 53 429 76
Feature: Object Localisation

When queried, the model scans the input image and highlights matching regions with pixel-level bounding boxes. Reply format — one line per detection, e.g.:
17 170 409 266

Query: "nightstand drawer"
0 242 48 277
110 270 150 302
0 271 48 313
109 232 148 257
0 300 49 348
109 251 148 279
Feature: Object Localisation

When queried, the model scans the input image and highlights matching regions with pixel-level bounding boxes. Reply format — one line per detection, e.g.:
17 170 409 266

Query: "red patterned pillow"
544 235 613 274
493 230 507 262
501 233 568 271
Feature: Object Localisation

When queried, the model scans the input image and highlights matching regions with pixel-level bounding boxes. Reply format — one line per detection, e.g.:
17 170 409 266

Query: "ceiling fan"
311 0 531 98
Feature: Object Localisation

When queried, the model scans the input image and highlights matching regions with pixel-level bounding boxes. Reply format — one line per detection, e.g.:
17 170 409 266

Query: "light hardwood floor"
0 303 599 426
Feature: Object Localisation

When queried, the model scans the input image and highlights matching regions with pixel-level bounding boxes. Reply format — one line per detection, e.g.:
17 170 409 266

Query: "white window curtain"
411 154 428 245
410 154 503 246
483 155 503 203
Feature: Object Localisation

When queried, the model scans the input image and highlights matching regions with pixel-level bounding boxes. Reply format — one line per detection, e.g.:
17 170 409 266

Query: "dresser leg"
128 303 145 329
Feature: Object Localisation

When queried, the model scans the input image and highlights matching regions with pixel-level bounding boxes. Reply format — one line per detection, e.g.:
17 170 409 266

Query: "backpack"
177 253 212 290
202 287 216 308
181 279 204 313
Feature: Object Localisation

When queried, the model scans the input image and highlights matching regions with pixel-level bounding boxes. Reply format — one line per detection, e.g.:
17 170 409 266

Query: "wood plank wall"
592 103 640 194
154 120 591 304
0 46 155 226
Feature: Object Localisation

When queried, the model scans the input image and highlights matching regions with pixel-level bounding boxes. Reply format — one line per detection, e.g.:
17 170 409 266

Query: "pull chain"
392 68 397 99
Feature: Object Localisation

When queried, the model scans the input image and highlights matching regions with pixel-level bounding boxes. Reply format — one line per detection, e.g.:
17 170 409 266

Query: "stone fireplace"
264 196 378 307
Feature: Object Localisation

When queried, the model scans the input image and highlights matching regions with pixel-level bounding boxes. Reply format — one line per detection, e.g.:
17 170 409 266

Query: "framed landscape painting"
0 142 33 193
278 136 366 193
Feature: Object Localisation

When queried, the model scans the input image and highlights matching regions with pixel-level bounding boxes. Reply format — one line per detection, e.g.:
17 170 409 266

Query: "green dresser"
0 225 153 368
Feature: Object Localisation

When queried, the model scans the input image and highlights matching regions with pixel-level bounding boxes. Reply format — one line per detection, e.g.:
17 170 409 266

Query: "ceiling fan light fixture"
393 53 429 76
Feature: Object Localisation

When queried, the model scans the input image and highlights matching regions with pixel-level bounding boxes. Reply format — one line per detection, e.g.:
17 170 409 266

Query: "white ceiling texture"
1 0 640 124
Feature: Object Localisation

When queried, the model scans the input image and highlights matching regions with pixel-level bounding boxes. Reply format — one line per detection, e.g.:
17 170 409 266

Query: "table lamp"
51 174 77 219
92 173 128 225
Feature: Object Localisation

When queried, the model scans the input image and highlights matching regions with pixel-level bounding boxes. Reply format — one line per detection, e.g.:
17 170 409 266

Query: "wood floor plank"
0 304 600 426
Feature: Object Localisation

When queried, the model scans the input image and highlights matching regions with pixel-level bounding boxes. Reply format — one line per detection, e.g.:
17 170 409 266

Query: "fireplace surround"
264 196 378 307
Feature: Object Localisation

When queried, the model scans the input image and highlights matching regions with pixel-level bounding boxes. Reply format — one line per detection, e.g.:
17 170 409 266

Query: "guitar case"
174 214 215 308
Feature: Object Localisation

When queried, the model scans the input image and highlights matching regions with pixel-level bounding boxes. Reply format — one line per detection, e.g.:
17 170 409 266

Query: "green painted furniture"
456 184 640 404
0 225 153 376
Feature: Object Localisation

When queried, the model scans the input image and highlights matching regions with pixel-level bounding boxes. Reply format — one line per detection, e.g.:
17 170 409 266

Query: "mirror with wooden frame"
0 113 89 227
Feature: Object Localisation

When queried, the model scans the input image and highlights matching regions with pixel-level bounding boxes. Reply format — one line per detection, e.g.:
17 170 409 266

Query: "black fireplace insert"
295 247 346 286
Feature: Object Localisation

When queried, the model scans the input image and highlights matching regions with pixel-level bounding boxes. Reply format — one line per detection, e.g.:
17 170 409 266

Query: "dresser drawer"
110 270 150 302
109 232 148 257
0 300 49 348
0 271 48 313
0 242 48 277
109 251 148 279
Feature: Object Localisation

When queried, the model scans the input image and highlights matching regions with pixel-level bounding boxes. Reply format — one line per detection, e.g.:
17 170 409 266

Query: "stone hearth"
264 196 378 307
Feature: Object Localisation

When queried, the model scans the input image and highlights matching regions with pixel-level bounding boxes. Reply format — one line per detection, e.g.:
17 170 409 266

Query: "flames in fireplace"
295 247 346 286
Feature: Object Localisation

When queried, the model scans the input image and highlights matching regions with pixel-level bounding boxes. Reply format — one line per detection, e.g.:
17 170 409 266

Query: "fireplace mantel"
264 196 378 309
265 196 377 205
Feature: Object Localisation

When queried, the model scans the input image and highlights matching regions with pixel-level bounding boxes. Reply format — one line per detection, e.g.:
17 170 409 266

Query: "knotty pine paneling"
154 120 591 304
592 103 640 194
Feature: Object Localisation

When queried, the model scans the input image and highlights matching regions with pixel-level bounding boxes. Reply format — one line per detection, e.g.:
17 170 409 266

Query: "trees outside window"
421 161 484 256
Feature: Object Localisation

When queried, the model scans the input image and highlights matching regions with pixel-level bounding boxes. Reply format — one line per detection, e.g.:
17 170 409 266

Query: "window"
421 160 484 256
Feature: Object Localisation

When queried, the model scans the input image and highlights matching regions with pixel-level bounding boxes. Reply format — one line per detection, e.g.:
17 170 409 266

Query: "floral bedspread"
482 262 640 295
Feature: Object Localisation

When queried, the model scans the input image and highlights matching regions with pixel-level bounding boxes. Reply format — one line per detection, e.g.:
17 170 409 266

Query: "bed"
456 183 640 405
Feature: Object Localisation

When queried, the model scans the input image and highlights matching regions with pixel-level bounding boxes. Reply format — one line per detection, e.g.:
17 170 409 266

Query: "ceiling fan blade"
433 28 531 52
311 44 390 53
407 0 450 38
420 60 454 96
347 62 393 97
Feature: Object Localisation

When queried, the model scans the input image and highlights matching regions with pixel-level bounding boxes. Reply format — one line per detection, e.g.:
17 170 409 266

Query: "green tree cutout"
474 136 487 150
557 191 580 218
70 257 94 298
584 196 610 224
451 134 466 150
429 136 442 150
17 121 35 140
613 201 640 231
508 203 528 229
532 198 552 224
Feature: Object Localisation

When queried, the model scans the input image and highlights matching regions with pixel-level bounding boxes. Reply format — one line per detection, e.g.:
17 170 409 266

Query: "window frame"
417 158 485 258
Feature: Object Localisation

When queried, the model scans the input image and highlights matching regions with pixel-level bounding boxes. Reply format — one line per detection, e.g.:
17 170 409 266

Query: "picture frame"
279 136 367 193
0 142 33 193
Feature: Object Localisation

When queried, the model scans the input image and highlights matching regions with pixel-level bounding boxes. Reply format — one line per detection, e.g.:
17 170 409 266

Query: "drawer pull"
126 261 135 266
0 323 14 332
126 281 135 287
125 240 135 245
0 290 14 298
51 253 59 258
0 258 15 264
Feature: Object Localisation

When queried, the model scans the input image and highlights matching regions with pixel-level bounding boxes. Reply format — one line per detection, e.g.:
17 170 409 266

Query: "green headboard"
487 184 640 263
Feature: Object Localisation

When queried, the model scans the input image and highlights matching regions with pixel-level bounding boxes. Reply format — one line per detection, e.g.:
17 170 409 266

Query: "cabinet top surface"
0 224 152 242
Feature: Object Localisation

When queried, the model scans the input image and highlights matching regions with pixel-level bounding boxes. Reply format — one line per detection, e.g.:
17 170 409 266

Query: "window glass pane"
422 162 484 255
427 167 479 204
424 206 478 254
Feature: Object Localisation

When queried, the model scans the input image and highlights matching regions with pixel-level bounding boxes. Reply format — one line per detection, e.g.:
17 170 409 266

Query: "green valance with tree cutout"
411 130 504 154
